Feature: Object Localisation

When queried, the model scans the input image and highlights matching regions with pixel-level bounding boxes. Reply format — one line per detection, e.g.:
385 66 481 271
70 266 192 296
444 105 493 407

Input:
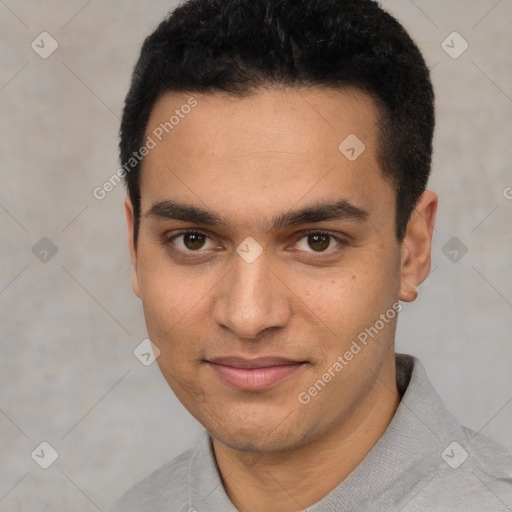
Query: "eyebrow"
145 198 369 231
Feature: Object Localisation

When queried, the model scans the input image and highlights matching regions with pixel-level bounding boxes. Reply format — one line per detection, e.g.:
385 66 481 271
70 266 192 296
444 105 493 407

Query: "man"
111 0 512 510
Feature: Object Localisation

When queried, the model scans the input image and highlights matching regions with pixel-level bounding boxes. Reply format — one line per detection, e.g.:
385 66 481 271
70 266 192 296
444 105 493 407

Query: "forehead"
139 86 393 228
145 85 380 157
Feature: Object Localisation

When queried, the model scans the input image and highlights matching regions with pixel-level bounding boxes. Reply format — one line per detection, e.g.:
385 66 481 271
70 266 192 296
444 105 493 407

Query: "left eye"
295 232 341 253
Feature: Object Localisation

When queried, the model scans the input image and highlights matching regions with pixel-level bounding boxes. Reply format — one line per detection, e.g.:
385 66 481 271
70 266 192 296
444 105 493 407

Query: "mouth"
205 356 308 391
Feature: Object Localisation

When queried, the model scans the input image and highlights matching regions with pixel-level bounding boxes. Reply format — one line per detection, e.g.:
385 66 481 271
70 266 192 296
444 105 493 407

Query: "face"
125 86 431 453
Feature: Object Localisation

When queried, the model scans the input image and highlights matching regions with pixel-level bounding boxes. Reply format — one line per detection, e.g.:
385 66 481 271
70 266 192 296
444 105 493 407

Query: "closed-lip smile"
206 355 308 391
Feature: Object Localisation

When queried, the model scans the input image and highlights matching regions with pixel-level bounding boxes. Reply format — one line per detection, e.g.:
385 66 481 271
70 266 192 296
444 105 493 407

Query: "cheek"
136 247 223 375
292 251 397 325
137 245 201 323
289 258 399 376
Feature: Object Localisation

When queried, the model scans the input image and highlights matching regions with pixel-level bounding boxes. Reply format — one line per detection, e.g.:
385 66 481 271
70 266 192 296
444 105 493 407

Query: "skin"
125 86 437 512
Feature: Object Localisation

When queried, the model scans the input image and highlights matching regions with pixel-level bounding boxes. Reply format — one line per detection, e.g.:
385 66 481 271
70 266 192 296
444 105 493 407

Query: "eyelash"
164 229 347 258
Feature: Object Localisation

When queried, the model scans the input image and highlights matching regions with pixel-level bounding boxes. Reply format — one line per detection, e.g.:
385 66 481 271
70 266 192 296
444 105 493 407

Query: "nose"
213 250 292 340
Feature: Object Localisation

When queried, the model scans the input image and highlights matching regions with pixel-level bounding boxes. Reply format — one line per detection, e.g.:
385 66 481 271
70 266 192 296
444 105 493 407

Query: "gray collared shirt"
110 353 512 511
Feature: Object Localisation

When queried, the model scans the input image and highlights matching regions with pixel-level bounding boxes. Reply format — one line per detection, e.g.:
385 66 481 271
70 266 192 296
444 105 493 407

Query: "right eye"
166 230 217 253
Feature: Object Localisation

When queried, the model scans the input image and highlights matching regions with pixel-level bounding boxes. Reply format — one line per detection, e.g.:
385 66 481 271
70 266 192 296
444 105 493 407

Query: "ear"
124 197 141 298
399 190 438 302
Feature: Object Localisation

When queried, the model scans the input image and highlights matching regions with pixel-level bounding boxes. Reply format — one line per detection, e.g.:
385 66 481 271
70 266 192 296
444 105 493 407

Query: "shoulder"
406 428 512 511
461 425 512 483
108 448 193 512
393 354 512 510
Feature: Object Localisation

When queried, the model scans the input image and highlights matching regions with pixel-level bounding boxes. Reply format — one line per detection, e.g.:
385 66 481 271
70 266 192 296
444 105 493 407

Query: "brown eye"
294 231 343 254
168 231 215 253
307 233 331 252
183 232 206 250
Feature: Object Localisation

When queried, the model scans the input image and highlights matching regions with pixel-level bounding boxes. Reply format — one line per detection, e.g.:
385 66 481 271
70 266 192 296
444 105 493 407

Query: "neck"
212 354 401 512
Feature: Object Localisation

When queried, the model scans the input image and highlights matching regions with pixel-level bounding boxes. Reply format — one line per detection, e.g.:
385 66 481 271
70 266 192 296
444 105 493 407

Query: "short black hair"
120 0 435 245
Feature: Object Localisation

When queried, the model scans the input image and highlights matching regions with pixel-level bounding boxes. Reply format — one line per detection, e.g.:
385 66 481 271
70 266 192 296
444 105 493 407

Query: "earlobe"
124 197 141 299
399 241 419 302
398 190 438 302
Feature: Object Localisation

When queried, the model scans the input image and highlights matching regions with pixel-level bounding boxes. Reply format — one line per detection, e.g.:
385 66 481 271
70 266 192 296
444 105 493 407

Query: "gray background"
1 0 511 510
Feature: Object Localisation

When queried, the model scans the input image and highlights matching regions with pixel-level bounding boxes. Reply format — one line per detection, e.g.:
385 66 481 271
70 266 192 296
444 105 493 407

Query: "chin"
207 416 305 454
215 431 294 454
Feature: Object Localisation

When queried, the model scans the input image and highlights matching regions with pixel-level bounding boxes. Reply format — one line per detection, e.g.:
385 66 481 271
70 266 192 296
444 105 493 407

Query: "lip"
206 356 308 391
